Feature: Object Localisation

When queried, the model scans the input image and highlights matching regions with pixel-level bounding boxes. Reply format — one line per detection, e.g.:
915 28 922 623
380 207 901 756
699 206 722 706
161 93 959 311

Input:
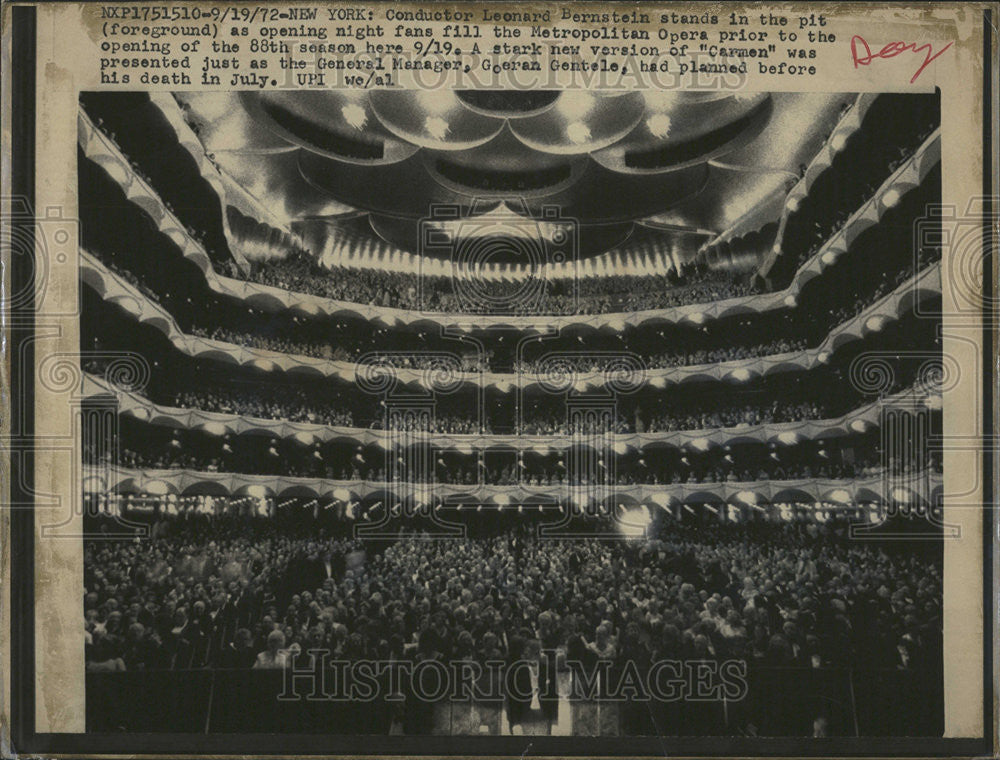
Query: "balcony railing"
80 248 942 392
84 464 942 511
83 372 936 452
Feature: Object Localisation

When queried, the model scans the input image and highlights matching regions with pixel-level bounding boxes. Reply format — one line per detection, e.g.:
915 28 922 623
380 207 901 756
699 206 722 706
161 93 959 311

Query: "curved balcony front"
81 249 943 393
83 372 938 453
79 105 940 332
86 464 943 512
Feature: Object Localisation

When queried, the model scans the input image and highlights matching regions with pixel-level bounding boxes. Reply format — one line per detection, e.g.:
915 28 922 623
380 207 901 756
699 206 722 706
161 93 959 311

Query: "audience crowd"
82 346 931 440
221 253 756 317
95 377 861 437
172 386 356 428
83 514 943 714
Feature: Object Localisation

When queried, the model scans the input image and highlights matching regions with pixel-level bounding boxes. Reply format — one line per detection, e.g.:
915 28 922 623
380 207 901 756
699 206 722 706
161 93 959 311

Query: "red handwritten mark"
850 35 953 83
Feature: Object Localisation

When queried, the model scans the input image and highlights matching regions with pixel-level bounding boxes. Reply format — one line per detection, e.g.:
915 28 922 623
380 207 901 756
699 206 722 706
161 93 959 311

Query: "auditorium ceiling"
175 90 849 260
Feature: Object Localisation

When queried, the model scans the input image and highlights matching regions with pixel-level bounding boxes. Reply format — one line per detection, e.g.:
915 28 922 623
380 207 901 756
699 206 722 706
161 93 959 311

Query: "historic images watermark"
275 651 749 704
